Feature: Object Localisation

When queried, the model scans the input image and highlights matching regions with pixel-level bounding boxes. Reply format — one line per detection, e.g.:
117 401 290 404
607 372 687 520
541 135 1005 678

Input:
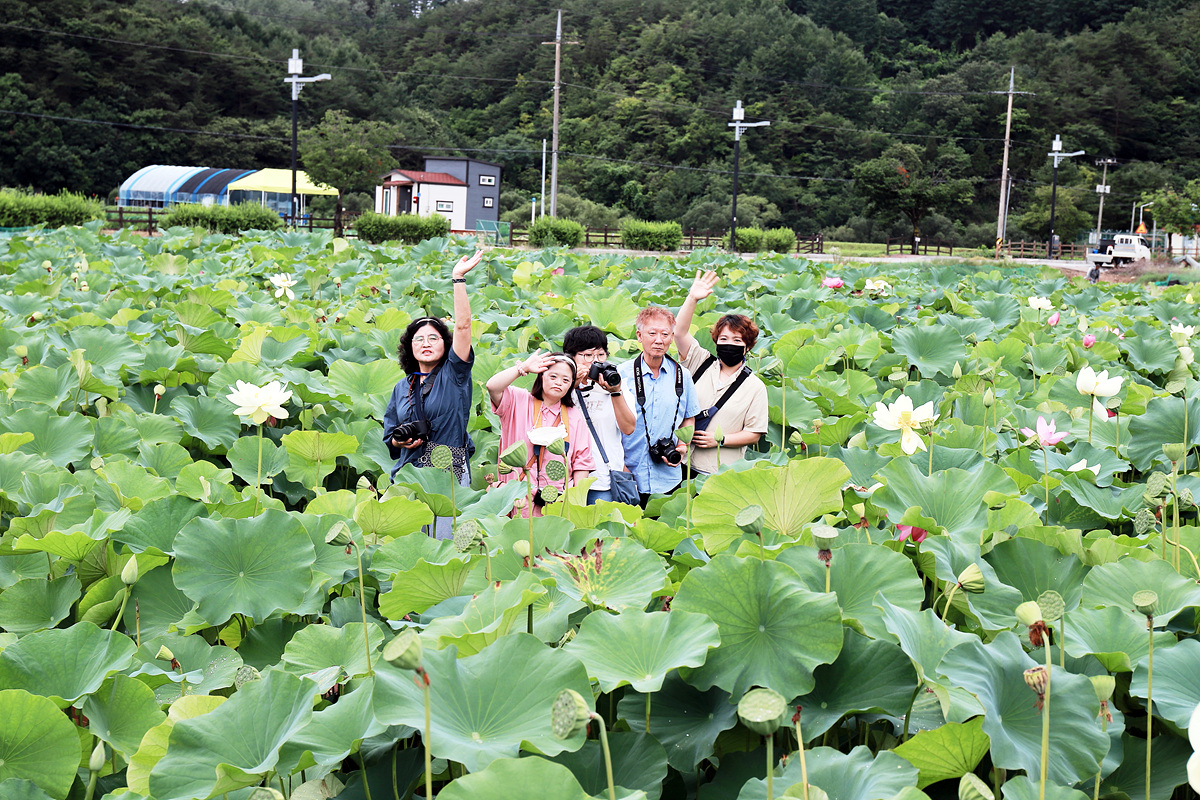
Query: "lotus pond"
1 224 1199 800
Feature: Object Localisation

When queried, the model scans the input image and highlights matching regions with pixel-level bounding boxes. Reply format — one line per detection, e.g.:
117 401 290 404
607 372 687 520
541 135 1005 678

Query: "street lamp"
1047 135 1085 258
284 50 331 226
728 101 770 253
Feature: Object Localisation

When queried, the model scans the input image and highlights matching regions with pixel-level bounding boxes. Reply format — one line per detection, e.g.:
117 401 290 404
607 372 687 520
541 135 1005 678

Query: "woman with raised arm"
674 269 770 477
383 250 484 536
486 352 595 518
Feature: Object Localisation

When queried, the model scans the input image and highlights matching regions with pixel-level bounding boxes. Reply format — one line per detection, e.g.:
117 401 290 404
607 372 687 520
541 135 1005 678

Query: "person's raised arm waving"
675 269 719 361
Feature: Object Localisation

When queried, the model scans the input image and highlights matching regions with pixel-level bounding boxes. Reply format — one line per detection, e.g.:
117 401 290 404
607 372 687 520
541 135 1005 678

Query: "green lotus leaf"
129 634 243 701
792 629 919 738
326 359 403 418
0 779 55 800
373 531 473 618
1 407 93 467
617 672 738 772
1126 394 1200 470
1080 557 1200 623
919 536 1024 630
65 326 145 377
691 458 850 552
281 430 359 488
1095 733 1191 800
0 689 81 799
564 609 720 693
673 555 843 699
281 622 382 679
174 460 237 503
890 324 968 379
96 459 173 510
125 694 228 797
171 509 317 625
778 543 925 639
0 622 136 703
354 495 434 539
81 673 167 756
537 537 671 613
389 463 498 518
1130 637 1200 727
148 670 317 800
1064 606 1178 673
892 717 989 789
421 571 547 655
545 732 669 800
0 575 80 635
10 364 76 410
114 494 207 555
373 632 593 773
169 394 241 452
171 323 234 360
939 632 1108 785
436 756 594 800
999 775 1089 800
738 745 918 800
872 459 1017 537
276 677 386 776
136 440 194 480
1122 326 1178 374
226 434 290 486
986 537 1089 607
124 566 196 640
571 290 641 338
875 595 976 685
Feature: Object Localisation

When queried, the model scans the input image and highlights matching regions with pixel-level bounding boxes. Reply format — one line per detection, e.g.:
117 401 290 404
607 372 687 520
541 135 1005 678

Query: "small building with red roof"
374 157 502 230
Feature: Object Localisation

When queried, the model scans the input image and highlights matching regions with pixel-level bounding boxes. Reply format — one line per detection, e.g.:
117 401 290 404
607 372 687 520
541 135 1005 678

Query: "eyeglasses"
413 335 443 344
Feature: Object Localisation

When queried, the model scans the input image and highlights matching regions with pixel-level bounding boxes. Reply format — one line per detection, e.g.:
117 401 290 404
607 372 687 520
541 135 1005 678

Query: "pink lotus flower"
551 267 565 276
822 276 844 289
1020 416 1069 447
897 524 928 544
1082 333 1096 348
1047 311 1060 326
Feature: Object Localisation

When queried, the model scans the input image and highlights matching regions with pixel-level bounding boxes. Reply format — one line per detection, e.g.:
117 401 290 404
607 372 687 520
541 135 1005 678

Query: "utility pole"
284 50 330 226
1046 135 1084 258
1094 157 1118 243
992 68 1031 257
728 101 770 253
542 11 578 217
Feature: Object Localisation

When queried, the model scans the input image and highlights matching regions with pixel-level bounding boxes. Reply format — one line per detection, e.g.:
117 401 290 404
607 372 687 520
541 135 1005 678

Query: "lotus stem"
1042 447 1050 522
901 684 921 741
1163 533 1200 577
255 423 263 515
1088 402 1094 444
766 733 774 800
1145 615 1153 800
449 472 456 536
928 436 933 476
392 741 400 800
686 449 694 531
793 712 809 800
357 751 375 800
939 582 960 624
1040 641 1051 800
111 586 131 632
589 712 618 800
1171 464 1180 571
354 541 373 676
423 671 433 800
527 477 535 636
824 559 831 594
1059 615 1066 669
481 542 492 583
642 692 652 734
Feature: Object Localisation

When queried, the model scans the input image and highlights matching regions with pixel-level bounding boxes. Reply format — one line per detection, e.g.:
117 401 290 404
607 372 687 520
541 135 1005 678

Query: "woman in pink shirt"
486 352 594 516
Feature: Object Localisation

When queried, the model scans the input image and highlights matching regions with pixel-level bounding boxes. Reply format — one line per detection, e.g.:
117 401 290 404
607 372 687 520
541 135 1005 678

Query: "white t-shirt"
574 383 634 491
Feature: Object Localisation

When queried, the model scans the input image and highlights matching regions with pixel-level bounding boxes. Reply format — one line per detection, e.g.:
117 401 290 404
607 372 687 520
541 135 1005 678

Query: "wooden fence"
885 236 954 257
1000 240 1086 260
105 207 357 234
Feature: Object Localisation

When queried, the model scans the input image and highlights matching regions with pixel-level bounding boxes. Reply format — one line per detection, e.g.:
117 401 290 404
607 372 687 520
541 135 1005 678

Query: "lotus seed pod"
153 384 166 397
540 484 560 504
1015 600 1043 627
453 519 485 553
89 739 107 772
383 629 423 671
1023 666 1048 695
246 789 285 800
499 441 529 469
234 665 262 689
737 687 788 736
675 425 695 445
1133 507 1156 535
1132 590 1158 617
958 773 996 800
551 688 592 740
513 540 531 559
546 437 567 457
156 645 175 661
324 521 353 547
736 505 765 535
952 361 963 380
810 523 839 549
430 445 454 470
957 563 985 594
1037 590 1065 622
544 459 567 483
30 310 43 321
983 388 995 408
1090 675 1116 703
357 475 374 492
887 370 908 389
13 345 28 358
1183 488 1195 508
497 462 513 475
789 431 806 445
120 558 139 586
1163 442 1187 463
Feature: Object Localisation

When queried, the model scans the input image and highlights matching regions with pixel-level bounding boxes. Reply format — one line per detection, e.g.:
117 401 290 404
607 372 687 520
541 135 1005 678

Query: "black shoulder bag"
692 355 754 432
575 389 640 505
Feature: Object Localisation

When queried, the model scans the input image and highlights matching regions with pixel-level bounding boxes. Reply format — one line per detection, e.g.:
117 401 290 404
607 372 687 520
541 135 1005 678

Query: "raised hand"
452 250 485 279
521 352 558 375
689 269 719 300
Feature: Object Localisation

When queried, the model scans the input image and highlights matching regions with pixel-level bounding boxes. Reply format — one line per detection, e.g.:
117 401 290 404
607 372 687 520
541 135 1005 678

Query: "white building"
374 158 502 231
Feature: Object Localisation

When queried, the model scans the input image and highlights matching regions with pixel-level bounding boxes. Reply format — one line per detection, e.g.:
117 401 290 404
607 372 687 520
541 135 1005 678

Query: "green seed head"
156 645 175 662
453 519 485 553
1023 666 1048 695
544 459 567 483
1015 600 1043 627
958 773 996 800
982 388 995 408
1146 471 1169 499
234 665 261 689
499 441 529 469
736 505 765 536
1132 590 1158 617
675 425 695 444
324 521 353 547
1037 590 1065 623
551 689 592 740
540 484 560 504
1162 442 1187 463
737 687 788 736
246 789 285 800
546 437 567 457
513 540 531 559
810 523 839 549
430 445 454 470
957 563 985 594
1133 507 1156 535
1089 675 1116 703
382 629 423 671
888 370 908 390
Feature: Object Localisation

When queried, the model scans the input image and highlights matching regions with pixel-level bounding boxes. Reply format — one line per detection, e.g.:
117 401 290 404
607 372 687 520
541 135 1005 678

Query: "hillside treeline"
2 0 1198 244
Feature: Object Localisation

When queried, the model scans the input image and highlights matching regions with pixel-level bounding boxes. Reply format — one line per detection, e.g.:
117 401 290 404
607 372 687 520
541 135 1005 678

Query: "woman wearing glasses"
383 250 484 536
486 352 595 517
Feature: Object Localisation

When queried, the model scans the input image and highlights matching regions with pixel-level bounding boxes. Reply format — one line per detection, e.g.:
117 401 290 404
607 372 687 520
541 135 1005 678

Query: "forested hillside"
3 0 1199 244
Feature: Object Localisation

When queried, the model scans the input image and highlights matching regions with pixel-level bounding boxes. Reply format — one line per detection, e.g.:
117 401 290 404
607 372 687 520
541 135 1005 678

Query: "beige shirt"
680 344 769 474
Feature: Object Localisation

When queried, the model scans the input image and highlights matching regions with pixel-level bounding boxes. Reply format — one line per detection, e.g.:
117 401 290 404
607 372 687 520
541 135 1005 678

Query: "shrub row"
354 211 452 244
527 216 585 248
620 220 683 251
159 203 283 233
724 226 797 253
0 189 104 228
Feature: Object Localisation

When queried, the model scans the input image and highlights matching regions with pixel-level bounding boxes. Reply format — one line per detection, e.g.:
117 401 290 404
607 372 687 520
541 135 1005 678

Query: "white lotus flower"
527 426 566 448
1067 459 1101 477
1171 323 1196 340
1188 701 1200 792
864 278 891 296
873 394 938 455
1076 366 1123 399
1028 296 1053 311
269 273 297 301
226 379 292 424
1182 346 1196 366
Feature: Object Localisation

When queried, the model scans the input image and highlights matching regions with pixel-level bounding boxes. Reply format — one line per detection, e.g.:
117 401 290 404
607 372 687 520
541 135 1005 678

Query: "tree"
1016 185 1092 245
1141 182 1200 256
851 143 975 253
299 110 398 236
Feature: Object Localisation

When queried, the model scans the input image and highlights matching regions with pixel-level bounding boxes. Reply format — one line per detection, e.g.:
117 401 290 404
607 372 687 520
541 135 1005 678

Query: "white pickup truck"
1086 234 1153 267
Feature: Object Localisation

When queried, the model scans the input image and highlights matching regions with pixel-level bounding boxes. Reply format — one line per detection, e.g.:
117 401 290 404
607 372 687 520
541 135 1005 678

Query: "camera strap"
576 389 615 469
633 353 684 456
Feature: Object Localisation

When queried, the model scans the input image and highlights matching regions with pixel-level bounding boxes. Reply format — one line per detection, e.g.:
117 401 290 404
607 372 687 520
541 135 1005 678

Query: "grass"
824 240 888 257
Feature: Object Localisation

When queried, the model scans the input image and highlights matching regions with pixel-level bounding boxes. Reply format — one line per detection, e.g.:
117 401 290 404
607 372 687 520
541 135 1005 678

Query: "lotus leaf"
420 571 547 655
564 609 720 693
986 537 1088 607
436 756 594 800
226 434 290 486
737 746 918 800
1129 637 1200 727
872 460 1017 537
0 622 136 703
0 575 79 635
354 494 434 539
1080 556 1200 623
81 673 167 755
169 394 241 451
281 622 382 678
999 775 1089 800
537 537 672 612
1064 606 1178 673
1095 733 1191 800
1 407 93 467
919 536 1024 630
0 689 81 799
891 717 989 788
125 694 228 796
275 678 386 775
889 324 968 378
129 634 243 701
546 732 669 800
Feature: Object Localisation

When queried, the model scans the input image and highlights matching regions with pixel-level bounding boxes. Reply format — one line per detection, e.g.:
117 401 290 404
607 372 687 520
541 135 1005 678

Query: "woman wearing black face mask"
674 270 770 476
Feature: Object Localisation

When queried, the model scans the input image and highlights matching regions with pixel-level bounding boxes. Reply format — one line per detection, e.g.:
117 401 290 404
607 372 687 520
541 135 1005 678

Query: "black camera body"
390 418 432 443
589 361 621 387
648 437 682 466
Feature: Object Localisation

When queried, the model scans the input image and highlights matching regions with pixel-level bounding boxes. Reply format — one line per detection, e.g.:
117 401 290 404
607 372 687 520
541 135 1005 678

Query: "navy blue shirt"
383 347 475 478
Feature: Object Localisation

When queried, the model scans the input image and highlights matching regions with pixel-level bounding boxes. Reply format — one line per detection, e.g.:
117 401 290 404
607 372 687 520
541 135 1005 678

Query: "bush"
353 212 450 244
620 220 683 251
158 203 283 234
723 226 765 252
0 189 104 228
528 216 585 248
762 227 797 253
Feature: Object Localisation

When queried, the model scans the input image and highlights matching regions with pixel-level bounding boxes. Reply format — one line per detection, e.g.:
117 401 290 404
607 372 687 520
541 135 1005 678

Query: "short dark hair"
563 325 609 356
711 314 759 350
530 353 577 407
397 316 452 374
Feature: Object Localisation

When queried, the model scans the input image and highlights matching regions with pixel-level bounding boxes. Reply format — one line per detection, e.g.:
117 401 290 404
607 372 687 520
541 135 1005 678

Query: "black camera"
589 361 621 387
390 418 432 443
648 437 682 466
